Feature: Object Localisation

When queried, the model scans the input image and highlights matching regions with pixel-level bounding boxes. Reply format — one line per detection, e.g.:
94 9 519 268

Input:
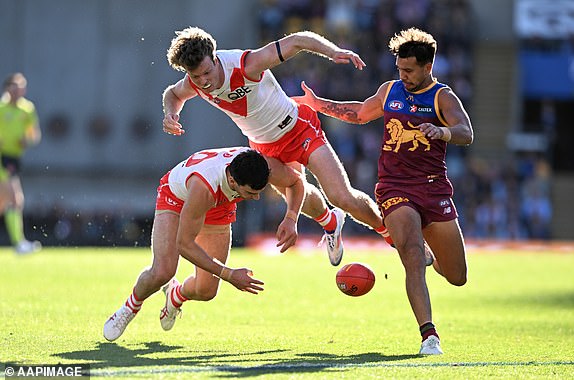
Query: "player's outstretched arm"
177 176 264 294
244 31 365 79
220 267 265 294
266 157 305 253
162 77 198 136
292 81 389 124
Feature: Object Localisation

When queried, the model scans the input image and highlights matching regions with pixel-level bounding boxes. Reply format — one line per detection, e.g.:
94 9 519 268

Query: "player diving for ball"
103 147 303 341
161 26 395 267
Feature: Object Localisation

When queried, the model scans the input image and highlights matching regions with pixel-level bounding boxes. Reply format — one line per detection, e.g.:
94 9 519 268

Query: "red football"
336 262 376 297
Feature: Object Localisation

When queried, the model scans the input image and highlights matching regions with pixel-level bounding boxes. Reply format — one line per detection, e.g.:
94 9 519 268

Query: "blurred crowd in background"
4 0 553 247
256 0 552 241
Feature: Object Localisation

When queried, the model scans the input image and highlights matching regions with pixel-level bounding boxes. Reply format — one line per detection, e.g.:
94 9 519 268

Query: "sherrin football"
336 262 375 296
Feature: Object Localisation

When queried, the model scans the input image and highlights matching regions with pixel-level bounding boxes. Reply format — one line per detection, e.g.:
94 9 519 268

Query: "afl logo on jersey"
388 100 404 110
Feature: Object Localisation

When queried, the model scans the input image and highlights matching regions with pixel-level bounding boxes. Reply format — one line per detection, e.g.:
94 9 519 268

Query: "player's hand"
291 81 317 108
163 113 185 136
417 122 449 141
331 49 366 70
276 218 298 253
227 268 264 294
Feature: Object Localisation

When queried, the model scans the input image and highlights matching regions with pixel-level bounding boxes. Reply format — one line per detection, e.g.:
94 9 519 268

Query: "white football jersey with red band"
167 147 249 205
186 49 298 143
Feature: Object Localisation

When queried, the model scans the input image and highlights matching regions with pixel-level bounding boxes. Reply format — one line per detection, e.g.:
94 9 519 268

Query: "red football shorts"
249 102 327 166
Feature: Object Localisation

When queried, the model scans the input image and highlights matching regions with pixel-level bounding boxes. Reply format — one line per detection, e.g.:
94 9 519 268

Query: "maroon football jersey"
379 80 450 185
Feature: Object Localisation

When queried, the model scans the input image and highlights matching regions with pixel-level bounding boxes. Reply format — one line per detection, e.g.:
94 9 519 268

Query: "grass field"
1 245 573 379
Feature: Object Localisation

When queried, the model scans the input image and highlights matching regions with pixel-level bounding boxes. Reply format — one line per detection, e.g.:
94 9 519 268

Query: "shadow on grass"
489 291 574 309
54 342 417 377
213 352 419 378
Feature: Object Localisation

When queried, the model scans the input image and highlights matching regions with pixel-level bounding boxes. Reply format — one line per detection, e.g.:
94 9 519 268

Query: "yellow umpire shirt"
0 96 38 158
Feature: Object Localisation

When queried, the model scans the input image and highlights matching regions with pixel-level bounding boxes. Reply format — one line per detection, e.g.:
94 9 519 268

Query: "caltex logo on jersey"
388 100 403 110
410 104 433 113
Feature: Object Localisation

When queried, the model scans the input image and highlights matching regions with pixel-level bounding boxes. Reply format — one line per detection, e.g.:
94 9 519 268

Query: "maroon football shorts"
375 178 458 228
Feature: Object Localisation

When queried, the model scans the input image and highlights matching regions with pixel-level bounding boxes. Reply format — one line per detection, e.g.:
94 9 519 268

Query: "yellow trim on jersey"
408 79 438 95
381 80 396 109
434 86 449 127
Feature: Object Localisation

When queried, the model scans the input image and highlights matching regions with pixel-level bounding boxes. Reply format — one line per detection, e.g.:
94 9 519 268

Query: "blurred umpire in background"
0 73 42 254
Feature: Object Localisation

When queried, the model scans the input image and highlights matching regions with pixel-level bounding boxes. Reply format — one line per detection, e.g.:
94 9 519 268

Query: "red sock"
375 225 395 246
125 288 143 313
170 284 189 309
314 209 337 232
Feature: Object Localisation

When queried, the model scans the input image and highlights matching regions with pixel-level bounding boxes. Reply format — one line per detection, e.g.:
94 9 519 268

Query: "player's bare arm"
418 88 473 145
162 78 198 136
177 176 264 294
293 81 388 124
266 157 305 253
243 31 366 80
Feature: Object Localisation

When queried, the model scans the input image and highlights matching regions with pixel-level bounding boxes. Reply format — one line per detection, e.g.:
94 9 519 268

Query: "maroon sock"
420 322 439 341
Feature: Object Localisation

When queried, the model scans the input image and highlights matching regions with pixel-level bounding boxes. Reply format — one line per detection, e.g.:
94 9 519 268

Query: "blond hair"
388 28 437 65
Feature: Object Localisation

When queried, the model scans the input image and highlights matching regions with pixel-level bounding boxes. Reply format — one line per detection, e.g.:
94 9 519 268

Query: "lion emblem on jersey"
383 119 431 152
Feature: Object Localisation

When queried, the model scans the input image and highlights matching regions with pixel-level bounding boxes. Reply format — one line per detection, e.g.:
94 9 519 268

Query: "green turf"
1 246 573 379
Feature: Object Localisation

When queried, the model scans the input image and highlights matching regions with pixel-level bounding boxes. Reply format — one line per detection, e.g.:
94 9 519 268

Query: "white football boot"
103 305 136 341
419 335 444 355
15 240 42 255
160 278 182 331
319 208 346 266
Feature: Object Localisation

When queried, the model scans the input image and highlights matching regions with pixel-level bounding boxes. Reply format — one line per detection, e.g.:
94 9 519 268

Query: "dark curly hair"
228 150 270 191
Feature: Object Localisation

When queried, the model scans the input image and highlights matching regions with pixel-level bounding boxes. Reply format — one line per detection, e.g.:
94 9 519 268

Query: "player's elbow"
352 109 374 125
464 130 474 145
459 125 474 145
176 239 199 265
290 177 305 193
447 271 467 287
351 116 368 125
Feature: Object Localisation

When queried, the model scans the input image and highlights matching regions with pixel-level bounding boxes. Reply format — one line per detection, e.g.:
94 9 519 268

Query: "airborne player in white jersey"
103 147 304 341
162 27 395 267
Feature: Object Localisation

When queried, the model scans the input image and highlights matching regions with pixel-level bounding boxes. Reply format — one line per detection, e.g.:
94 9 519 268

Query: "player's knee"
151 266 177 287
157 273 176 288
398 245 428 273
447 271 467 286
195 288 218 301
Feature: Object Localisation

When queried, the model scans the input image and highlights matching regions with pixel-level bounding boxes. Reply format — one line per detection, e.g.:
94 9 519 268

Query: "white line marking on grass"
90 360 574 377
